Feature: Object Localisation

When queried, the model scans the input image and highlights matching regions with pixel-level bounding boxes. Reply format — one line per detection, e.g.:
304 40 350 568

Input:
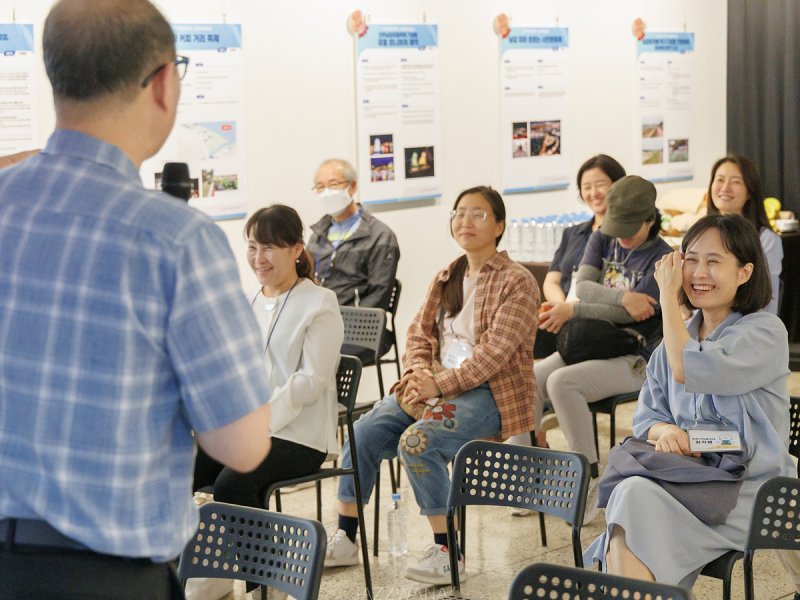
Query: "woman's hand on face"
654 251 684 302
539 301 574 333
621 291 657 321
649 424 700 457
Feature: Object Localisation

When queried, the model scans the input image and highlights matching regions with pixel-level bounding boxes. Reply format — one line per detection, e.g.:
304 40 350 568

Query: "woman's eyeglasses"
449 208 490 222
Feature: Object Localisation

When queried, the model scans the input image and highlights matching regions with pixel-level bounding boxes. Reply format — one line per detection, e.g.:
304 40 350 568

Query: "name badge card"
442 340 473 369
687 425 742 453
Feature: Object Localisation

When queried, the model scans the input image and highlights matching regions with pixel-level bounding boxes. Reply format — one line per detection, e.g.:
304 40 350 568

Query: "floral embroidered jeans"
337 384 500 515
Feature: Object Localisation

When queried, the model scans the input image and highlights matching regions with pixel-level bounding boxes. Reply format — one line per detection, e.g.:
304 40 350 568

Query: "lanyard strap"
692 393 728 426
251 279 299 356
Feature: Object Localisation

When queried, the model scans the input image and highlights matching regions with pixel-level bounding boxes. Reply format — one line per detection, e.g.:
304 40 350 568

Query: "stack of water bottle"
504 212 592 262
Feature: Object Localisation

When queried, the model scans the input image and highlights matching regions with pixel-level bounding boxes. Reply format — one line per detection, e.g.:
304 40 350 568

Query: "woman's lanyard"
251 278 299 356
688 394 743 453
691 394 729 427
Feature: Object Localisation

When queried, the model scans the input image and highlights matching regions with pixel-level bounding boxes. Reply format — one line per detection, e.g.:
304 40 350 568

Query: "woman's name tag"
687 425 742 453
442 340 473 369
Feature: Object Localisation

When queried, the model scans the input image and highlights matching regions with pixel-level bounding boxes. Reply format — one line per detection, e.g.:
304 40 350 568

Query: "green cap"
600 175 657 239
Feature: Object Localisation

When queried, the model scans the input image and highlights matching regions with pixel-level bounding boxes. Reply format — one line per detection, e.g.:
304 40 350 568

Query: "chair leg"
609 408 616 448
591 412 600 457
275 489 282 513
316 481 322 522
388 459 398 493
743 551 754 600
373 469 380 557
571 526 583 568
446 512 461 592
375 352 385 398
347 423 374 600
394 458 402 488
538 511 547 547
459 506 466 556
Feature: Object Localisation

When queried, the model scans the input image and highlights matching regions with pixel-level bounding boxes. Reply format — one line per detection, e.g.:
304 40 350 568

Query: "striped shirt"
403 251 540 438
0 130 270 561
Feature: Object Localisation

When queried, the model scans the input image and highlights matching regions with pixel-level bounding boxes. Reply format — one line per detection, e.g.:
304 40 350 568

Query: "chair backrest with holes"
789 397 800 463
448 440 590 526
336 355 362 413
509 562 691 600
745 476 800 552
340 306 386 356
178 502 325 600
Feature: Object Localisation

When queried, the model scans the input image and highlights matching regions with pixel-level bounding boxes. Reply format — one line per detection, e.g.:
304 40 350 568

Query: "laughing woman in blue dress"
586 214 795 588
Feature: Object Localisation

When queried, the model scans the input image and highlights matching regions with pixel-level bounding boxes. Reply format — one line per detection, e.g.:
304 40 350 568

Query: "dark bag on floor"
556 318 645 364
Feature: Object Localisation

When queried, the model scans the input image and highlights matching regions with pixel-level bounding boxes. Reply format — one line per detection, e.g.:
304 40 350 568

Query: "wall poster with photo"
141 24 247 220
353 22 442 205
0 24 37 157
498 25 570 195
635 32 694 182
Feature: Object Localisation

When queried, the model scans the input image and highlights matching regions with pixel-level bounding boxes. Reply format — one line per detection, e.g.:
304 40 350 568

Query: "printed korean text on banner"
141 24 246 220
354 24 442 205
499 27 570 195
0 24 36 155
636 32 694 183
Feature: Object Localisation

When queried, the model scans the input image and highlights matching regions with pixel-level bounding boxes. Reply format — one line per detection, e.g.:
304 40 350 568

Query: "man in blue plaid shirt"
0 1 272 598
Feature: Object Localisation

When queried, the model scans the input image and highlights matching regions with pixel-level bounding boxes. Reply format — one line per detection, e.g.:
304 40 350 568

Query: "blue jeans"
337 384 500 515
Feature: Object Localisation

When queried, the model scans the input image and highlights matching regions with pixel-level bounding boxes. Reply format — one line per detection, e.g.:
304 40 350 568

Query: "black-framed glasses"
450 208 490 222
141 55 190 88
311 179 351 194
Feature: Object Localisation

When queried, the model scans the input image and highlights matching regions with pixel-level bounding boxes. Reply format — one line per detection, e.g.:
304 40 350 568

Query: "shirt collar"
42 129 142 184
687 310 743 341
437 251 509 282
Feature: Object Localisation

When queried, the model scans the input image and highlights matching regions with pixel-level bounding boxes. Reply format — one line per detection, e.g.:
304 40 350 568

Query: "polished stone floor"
218 372 800 600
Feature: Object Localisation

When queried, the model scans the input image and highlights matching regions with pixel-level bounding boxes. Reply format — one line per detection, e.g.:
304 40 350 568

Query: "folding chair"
789 396 800 477
377 279 403 381
509 562 691 600
701 475 800 600
446 440 590 592
264 356 373 600
589 390 639 454
178 502 325 600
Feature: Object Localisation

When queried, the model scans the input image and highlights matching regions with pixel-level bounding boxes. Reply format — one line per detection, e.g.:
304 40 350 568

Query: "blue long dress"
585 310 794 587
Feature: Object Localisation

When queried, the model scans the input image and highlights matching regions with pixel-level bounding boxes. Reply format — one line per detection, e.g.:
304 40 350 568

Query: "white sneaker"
324 529 359 567
183 577 233 600
507 506 534 517
582 477 601 526
404 544 466 586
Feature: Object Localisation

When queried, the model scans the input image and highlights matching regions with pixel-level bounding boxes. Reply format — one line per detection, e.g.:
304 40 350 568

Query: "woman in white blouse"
193 204 344 507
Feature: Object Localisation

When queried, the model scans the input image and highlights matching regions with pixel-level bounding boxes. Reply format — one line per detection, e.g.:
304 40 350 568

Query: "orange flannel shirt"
402 251 540 439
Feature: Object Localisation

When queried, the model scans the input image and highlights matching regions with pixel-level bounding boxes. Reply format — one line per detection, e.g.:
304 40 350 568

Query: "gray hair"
317 158 357 183
44 0 175 101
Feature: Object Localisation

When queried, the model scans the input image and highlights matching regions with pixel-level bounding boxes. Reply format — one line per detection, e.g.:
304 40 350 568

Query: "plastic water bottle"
508 218 521 260
534 218 547 262
387 493 408 557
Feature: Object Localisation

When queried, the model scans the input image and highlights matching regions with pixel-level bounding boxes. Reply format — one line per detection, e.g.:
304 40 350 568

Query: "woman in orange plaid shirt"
324 185 540 585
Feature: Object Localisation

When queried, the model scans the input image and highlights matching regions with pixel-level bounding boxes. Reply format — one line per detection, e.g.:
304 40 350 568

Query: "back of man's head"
43 0 175 103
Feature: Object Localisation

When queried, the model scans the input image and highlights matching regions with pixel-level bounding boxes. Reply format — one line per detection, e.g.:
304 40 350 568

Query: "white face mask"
317 187 353 217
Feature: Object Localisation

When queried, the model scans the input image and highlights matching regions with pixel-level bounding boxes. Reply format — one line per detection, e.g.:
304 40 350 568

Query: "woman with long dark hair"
325 186 539 585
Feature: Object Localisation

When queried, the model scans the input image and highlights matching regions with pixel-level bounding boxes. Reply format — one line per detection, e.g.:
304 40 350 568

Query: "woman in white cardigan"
193 204 344 508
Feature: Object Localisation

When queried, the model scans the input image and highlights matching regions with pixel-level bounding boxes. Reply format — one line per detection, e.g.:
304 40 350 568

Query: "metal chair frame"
264 356 373 600
589 391 639 453
509 562 691 600
789 396 800 477
446 441 590 592
701 475 800 600
178 502 325 600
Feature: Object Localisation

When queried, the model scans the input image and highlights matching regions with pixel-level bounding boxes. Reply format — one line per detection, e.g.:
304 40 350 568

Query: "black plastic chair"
341 306 388 398
701 475 800 600
264 355 373 600
377 279 402 381
589 390 639 454
446 441 590 592
789 396 800 477
509 563 691 600
178 502 325 600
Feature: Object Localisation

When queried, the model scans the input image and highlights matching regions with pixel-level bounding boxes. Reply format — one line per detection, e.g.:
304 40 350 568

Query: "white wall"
14 0 726 385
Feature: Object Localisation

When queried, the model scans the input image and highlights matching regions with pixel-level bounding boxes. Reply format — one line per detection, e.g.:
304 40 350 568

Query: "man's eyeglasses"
311 180 351 194
141 55 190 88
450 208 490 222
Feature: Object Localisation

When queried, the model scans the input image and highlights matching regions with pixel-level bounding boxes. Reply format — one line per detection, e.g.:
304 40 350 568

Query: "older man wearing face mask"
308 158 400 358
